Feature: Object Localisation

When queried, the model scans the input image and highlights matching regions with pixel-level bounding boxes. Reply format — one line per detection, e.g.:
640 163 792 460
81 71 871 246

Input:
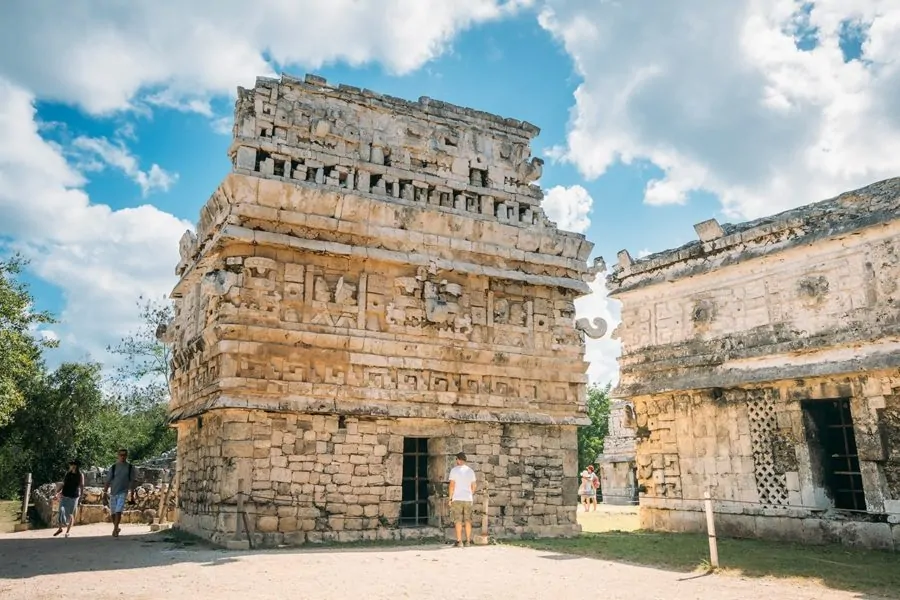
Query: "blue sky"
1 1 896 386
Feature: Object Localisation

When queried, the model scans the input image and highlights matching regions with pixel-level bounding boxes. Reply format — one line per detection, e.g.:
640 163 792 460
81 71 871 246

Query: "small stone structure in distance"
162 72 607 547
596 400 638 505
607 178 900 551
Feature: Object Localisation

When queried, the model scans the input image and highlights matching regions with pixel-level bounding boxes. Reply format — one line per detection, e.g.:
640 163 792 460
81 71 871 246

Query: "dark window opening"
337 415 346 430
273 159 285 177
803 398 866 511
255 150 270 172
469 168 487 187
400 437 429 527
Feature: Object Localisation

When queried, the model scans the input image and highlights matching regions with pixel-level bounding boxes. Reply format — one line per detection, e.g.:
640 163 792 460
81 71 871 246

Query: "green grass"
0 500 20 533
512 531 900 598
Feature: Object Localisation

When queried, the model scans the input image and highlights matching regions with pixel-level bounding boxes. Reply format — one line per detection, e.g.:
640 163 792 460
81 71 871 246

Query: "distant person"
579 465 599 512
448 452 476 547
53 459 84 538
103 448 136 537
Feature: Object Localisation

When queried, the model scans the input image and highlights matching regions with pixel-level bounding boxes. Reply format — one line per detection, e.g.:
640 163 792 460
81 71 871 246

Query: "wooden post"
703 490 719 569
159 473 176 525
14 473 32 532
20 473 32 523
154 472 168 524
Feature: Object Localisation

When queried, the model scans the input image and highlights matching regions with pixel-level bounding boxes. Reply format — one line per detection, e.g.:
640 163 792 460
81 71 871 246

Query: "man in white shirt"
447 452 477 547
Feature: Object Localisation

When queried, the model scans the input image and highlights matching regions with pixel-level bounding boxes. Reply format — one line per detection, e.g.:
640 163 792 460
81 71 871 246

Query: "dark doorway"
802 398 866 511
400 437 429 526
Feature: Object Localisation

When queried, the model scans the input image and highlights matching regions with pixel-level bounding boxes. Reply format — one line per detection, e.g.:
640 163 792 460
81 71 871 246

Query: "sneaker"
454 541 462 547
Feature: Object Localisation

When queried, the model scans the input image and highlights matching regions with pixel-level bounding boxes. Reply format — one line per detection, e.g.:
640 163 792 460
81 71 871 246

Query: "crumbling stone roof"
608 177 900 295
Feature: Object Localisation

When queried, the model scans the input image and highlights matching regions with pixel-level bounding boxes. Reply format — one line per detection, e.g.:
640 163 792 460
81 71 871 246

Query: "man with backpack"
102 448 136 537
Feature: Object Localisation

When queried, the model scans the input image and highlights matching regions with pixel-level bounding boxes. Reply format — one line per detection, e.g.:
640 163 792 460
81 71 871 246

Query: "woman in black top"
54 459 84 538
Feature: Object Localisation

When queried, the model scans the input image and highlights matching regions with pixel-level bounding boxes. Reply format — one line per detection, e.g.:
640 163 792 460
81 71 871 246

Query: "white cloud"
542 184 593 233
0 0 530 116
70 136 178 196
574 274 621 388
0 77 191 366
539 0 900 219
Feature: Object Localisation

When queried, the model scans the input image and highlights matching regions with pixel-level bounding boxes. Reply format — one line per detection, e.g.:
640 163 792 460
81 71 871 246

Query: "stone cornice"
173 223 592 296
169 394 590 427
607 177 900 295
614 341 900 397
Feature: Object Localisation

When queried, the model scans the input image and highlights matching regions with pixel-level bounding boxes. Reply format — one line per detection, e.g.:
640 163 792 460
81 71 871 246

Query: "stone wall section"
176 409 580 546
608 179 900 397
634 374 900 551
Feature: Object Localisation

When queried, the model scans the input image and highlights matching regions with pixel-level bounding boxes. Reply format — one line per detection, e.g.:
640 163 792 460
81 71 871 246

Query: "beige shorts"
450 500 473 523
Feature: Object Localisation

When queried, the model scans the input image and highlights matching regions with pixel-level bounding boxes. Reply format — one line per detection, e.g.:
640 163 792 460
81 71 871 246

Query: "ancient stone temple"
596 400 638 505
163 73 605 547
607 178 900 551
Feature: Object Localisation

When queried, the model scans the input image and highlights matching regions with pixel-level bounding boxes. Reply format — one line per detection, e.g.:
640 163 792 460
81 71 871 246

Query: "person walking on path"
579 465 599 511
102 448 136 537
53 459 84 538
448 452 477 547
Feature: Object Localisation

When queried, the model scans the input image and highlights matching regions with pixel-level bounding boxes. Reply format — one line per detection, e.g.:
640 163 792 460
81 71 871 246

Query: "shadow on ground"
513 530 900 599
0 527 452 580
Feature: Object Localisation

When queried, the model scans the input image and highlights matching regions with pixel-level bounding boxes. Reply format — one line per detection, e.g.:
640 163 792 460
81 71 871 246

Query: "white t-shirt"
449 464 477 502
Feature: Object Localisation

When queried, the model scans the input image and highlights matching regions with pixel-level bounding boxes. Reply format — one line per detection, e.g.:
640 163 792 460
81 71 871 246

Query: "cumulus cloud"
542 184 593 233
539 0 900 219
0 0 530 116
70 136 178 196
0 77 191 365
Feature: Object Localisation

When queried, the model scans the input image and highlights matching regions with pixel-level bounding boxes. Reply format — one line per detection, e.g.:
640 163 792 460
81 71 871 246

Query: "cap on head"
455 452 467 462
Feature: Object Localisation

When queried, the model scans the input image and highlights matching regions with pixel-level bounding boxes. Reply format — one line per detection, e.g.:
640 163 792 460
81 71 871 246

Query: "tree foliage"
578 383 612 471
106 296 173 412
0 277 176 499
0 256 57 428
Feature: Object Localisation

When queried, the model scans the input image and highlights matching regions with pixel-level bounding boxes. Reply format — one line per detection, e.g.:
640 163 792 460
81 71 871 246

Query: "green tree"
0 255 57 428
105 296 176 459
0 362 108 497
106 296 173 412
578 383 612 470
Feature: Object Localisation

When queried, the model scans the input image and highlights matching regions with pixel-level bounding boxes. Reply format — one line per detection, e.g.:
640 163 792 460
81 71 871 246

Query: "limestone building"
163 73 605 547
607 178 900 551
596 400 638 505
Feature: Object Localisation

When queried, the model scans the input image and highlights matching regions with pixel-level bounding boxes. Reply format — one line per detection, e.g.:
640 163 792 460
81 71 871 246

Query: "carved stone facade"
164 73 601 547
596 400 638 505
607 178 900 551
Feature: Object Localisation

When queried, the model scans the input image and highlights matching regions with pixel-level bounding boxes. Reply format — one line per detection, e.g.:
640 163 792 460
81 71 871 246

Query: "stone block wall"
175 409 580 547
634 373 900 551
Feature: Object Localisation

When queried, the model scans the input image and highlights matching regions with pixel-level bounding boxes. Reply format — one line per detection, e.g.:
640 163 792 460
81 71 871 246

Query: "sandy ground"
0 521 880 600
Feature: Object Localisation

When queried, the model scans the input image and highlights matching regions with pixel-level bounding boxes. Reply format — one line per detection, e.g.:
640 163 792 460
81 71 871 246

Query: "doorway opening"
802 398 866 510
400 437 430 526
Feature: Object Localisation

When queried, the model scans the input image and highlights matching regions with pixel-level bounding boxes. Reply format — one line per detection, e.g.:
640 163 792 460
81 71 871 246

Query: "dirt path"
0 524 884 600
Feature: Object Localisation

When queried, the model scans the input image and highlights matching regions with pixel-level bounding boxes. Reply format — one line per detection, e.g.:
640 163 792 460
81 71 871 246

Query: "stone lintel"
595 453 636 464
